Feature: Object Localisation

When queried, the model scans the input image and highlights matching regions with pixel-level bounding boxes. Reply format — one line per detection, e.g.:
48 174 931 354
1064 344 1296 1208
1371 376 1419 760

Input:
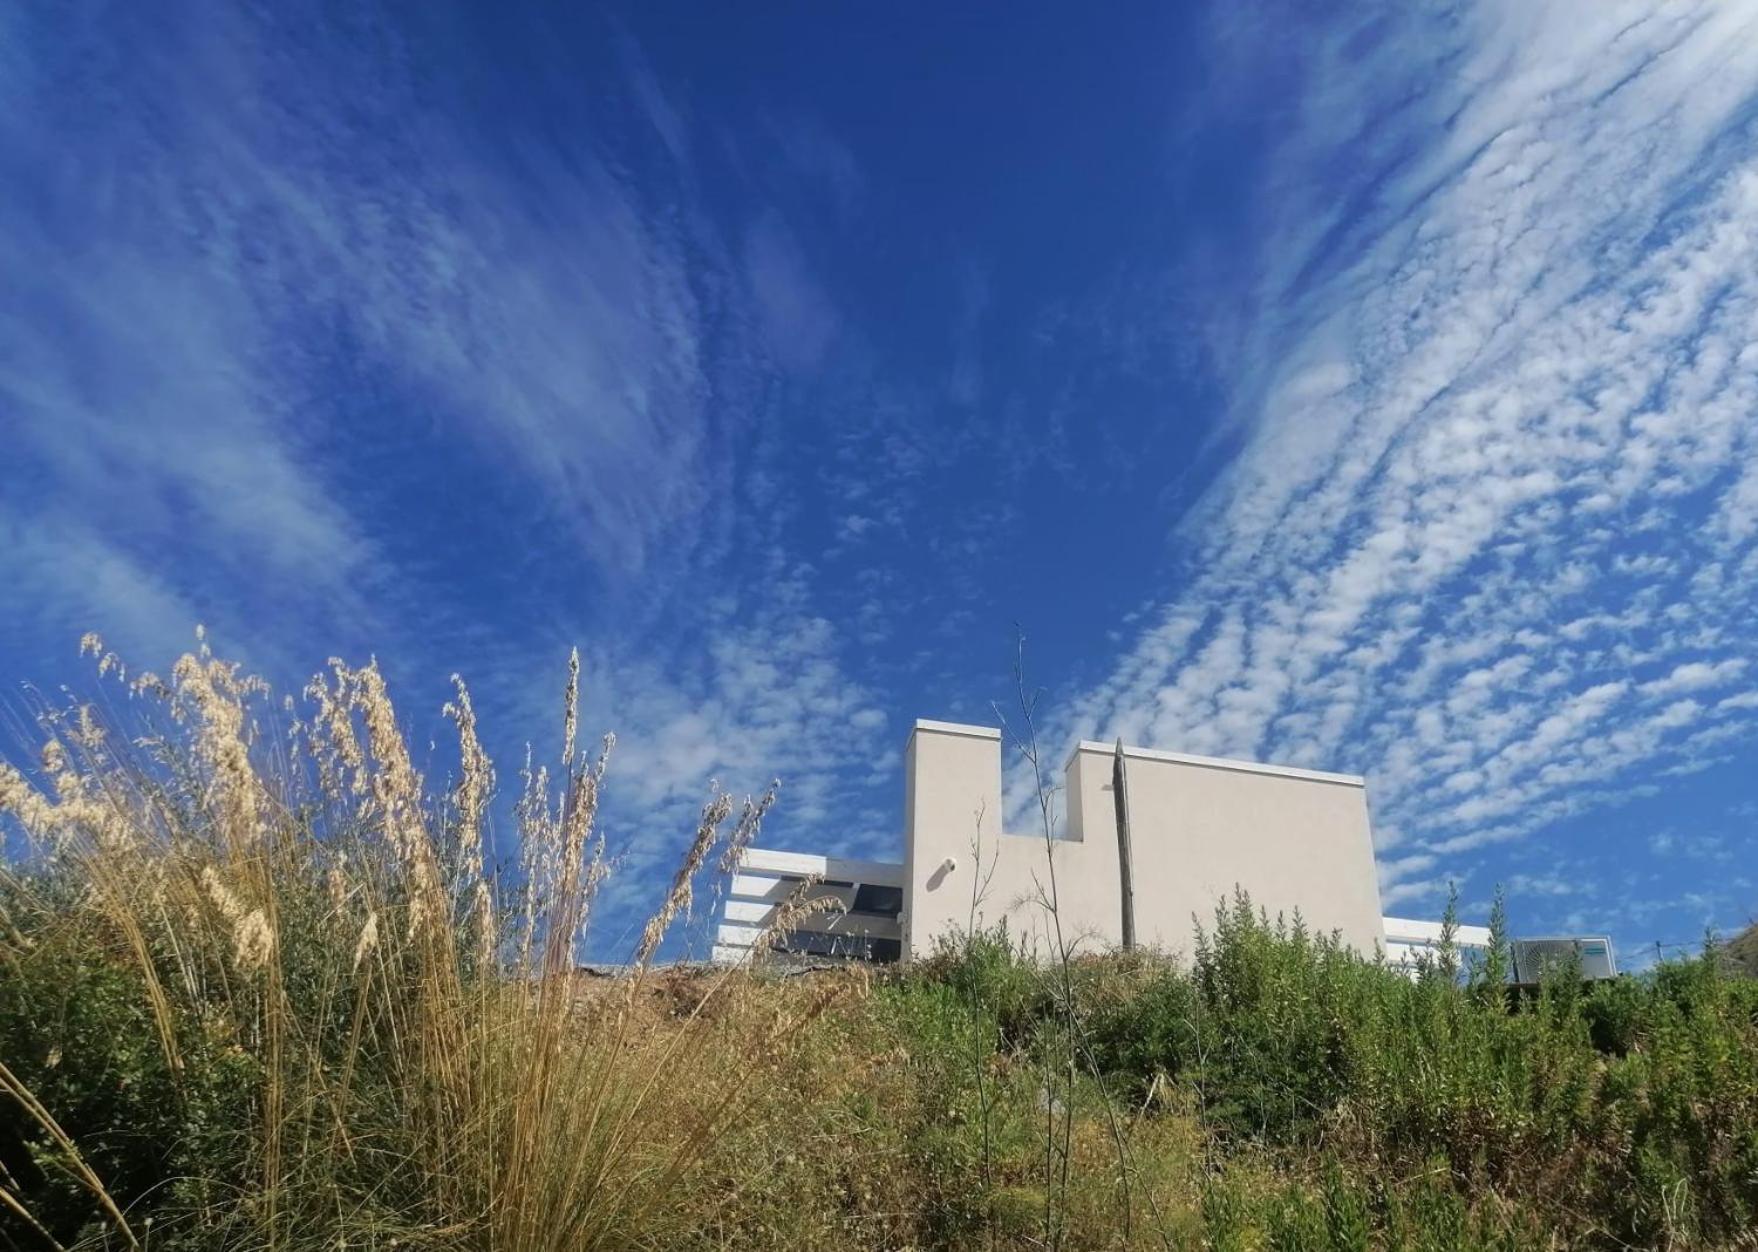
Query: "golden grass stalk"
0 1057 139 1248
0 635 824 1250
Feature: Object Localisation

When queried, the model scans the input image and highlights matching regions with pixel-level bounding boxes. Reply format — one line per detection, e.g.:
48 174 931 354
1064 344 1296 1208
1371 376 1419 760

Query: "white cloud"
600 612 887 831
1505 873 1578 898
1641 659 1750 698
0 520 204 667
1060 0 1758 905
1378 852 1436 889
0 9 740 666
1381 879 1446 909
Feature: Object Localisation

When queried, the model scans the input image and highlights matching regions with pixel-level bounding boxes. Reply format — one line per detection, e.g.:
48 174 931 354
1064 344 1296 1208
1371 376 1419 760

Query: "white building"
716 719 1487 968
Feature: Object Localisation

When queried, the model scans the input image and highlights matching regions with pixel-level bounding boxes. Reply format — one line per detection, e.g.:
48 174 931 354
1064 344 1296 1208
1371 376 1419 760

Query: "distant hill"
1724 922 1758 978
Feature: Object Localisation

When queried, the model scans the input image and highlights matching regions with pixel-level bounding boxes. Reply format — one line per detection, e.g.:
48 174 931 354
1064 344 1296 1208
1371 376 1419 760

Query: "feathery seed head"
635 784 734 966
352 912 379 973
171 647 268 850
233 909 275 971
718 779 780 877
201 865 247 924
445 674 494 879
562 648 580 768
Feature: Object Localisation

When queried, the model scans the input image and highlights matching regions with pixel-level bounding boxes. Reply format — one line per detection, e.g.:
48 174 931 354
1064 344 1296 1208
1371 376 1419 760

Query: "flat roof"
908 718 1002 742
1067 740 1365 788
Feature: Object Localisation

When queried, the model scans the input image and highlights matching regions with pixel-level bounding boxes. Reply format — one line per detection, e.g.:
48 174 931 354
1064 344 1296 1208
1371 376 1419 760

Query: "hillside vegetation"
2 640 1755 1250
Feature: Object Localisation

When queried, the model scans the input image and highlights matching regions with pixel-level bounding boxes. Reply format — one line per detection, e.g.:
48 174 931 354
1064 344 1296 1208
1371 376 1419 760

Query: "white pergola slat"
1382 917 1494 978
1383 917 1493 947
722 899 901 939
714 847 906 964
737 847 905 886
727 873 854 904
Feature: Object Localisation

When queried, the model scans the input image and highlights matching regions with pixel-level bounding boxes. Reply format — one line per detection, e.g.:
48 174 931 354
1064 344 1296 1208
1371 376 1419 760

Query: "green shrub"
1080 904 1758 1248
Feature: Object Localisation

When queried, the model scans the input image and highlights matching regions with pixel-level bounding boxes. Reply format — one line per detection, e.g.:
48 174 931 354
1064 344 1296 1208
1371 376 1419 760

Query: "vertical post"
1112 737 1136 953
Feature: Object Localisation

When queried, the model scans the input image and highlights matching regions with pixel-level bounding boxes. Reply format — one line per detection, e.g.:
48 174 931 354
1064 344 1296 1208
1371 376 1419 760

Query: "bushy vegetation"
2 640 1755 1249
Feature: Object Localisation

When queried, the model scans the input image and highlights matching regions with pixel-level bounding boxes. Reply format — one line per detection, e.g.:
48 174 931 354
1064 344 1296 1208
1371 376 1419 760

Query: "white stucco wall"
901 720 1385 961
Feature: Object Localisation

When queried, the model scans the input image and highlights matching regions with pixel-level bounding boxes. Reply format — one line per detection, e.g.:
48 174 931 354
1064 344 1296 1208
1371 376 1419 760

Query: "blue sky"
4 1 1757 961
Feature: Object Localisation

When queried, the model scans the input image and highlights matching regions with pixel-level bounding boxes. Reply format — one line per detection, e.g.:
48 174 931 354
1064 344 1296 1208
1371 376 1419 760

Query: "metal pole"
1112 737 1136 953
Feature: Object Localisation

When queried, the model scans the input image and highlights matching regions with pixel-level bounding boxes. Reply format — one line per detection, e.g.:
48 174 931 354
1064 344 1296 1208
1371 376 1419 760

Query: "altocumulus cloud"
1065 1 1758 910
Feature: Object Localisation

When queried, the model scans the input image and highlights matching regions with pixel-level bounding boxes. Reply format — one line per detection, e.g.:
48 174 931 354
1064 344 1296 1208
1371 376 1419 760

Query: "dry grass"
0 636 844 1250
